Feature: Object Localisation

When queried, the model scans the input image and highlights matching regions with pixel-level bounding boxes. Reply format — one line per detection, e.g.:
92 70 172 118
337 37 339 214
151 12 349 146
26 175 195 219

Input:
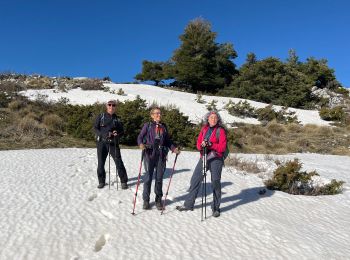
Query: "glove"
201 140 212 147
139 144 145 150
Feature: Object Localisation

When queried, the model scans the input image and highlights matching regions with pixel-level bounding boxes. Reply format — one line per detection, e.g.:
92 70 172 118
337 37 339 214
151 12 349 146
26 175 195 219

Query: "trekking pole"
114 136 119 191
131 150 145 215
204 150 207 220
201 146 207 221
108 143 111 190
161 153 179 215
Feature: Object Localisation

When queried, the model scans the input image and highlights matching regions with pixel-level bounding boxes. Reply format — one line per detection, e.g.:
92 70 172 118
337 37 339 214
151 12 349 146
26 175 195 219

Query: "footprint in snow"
88 193 98 202
100 210 115 219
94 234 110 252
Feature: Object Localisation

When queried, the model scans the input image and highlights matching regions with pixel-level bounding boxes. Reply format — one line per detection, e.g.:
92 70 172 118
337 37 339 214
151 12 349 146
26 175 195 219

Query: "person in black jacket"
94 100 128 189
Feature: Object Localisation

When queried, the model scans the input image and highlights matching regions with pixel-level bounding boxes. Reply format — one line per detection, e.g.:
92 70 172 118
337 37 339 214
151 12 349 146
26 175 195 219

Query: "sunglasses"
107 104 116 107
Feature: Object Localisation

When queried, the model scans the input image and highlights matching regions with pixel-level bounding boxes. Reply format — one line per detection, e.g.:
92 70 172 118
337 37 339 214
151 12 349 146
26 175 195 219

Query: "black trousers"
96 141 128 184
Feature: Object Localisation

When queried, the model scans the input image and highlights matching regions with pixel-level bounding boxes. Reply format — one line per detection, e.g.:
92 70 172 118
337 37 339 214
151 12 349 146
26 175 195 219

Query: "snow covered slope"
22 83 330 126
1 149 349 259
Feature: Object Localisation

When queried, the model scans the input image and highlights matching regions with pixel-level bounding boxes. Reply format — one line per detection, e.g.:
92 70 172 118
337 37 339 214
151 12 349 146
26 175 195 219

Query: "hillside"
22 82 330 126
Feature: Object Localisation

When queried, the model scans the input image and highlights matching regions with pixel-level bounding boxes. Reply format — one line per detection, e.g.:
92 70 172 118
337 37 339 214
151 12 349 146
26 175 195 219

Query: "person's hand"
173 147 181 155
139 144 145 150
112 130 118 136
201 140 212 147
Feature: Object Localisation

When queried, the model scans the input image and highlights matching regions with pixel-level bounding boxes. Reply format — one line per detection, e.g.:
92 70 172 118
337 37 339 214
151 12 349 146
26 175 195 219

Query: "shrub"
18 116 46 135
265 159 344 195
43 114 64 131
256 105 299 124
74 79 103 90
225 155 264 173
117 88 125 95
224 100 258 118
0 81 25 93
319 106 345 121
195 92 205 103
27 78 52 89
8 100 24 111
206 99 218 111
0 92 11 108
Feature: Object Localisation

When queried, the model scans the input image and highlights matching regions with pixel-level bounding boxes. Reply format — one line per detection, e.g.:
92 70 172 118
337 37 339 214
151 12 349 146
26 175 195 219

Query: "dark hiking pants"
142 151 166 202
97 141 128 184
184 157 223 211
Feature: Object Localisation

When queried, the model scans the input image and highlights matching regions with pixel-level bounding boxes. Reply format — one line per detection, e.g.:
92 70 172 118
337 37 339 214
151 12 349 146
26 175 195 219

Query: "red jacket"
196 125 227 158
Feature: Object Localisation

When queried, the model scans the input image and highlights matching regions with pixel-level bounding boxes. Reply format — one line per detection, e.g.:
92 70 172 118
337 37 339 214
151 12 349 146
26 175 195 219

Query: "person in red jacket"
176 111 227 217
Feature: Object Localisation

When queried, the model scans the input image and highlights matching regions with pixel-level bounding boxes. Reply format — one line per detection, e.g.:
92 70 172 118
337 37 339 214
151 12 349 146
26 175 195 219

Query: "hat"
106 99 117 105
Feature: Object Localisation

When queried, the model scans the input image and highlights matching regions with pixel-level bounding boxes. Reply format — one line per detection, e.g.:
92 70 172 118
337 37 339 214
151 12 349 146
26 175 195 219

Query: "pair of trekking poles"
131 146 209 221
108 136 119 190
131 148 179 215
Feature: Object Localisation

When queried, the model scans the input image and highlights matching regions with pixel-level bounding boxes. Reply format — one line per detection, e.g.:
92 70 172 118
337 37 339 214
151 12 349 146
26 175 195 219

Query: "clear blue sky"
1 0 349 87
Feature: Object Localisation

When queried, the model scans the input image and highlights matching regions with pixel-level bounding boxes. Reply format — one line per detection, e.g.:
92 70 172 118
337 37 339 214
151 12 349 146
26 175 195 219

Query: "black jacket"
94 113 124 143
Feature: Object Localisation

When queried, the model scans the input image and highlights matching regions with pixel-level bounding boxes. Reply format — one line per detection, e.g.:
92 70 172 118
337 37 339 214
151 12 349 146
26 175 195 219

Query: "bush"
224 100 258 118
8 100 24 111
43 114 64 131
225 155 264 173
27 78 52 89
265 159 344 195
206 99 218 111
0 92 11 108
117 88 125 96
257 105 299 124
319 106 345 121
195 92 205 103
18 116 46 135
73 79 103 90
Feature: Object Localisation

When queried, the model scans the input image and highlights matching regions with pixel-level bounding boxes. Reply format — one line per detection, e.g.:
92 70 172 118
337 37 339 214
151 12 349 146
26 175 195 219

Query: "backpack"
215 126 230 160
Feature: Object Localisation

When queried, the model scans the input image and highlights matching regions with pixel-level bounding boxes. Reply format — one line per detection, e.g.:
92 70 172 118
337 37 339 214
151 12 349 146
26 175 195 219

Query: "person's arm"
115 119 124 137
137 123 148 145
94 114 102 137
210 128 227 153
196 128 205 151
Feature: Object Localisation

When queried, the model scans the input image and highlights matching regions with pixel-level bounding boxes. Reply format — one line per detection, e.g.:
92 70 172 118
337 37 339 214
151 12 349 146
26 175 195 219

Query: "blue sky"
0 0 349 87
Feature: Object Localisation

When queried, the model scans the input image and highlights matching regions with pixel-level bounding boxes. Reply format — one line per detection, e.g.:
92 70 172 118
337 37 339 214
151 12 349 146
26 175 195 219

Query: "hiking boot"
121 183 128 190
143 201 150 210
212 210 220 218
155 201 163 211
97 183 105 189
176 205 193 212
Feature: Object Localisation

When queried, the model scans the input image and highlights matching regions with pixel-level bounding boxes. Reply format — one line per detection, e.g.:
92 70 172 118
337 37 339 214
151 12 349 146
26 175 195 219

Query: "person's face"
106 102 116 114
151 109 162 123
208 113 218 127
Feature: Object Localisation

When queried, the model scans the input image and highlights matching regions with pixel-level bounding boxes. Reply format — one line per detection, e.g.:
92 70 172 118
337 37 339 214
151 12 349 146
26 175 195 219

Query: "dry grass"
267 121 286 136
43 114 64 131
230 122 350 155
225 155 265 173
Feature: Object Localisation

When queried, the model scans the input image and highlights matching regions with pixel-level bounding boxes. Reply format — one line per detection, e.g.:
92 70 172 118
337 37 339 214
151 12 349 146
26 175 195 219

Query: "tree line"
135 18 345 109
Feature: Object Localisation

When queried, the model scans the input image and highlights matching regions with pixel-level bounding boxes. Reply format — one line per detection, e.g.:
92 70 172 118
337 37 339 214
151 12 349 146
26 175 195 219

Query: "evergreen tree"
246 52 257 66
135 60 165 86
171 18 237 92
286 49 299 67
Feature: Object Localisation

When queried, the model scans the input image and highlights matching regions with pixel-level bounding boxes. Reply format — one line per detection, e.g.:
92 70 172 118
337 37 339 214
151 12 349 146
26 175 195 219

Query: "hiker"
94 99 128 189
137 106 180 210
176 111 227 218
